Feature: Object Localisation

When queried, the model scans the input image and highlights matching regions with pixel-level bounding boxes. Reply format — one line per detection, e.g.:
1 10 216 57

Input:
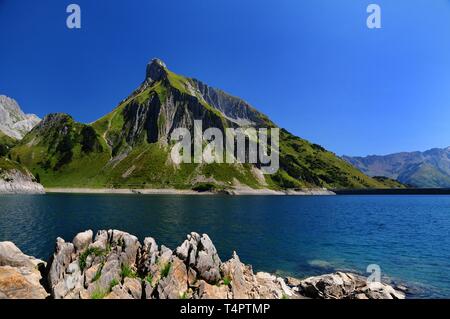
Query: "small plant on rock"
79 247 106 271
109 279 119 291
179 291 188 299
145 274 154 287
92 266 102 282
120 264 137 279
161 262 172 278
223 276 232 286
91 287 108 299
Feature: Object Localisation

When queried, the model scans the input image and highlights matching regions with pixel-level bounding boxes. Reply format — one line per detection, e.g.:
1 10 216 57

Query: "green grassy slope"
267 129 387 189
11 114 110 187
398 163 450 188
0 131 17 156
0 157 28 175
372 176 408 189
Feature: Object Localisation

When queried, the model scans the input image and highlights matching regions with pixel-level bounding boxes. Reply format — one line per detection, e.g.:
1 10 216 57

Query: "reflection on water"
0 194 449 298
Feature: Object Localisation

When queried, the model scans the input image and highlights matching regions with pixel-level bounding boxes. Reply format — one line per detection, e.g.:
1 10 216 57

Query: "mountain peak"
146 58 167 82
0 95 40 139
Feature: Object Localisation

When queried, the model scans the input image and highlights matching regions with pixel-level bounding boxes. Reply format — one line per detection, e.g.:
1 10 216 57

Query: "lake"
0 194 449 298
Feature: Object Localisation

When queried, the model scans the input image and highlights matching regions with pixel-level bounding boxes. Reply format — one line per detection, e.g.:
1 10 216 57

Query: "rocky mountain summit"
0 230 406 299
0 95 40 140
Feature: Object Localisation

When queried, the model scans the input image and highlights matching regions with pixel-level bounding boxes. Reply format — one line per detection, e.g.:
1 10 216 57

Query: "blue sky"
1 0 450 156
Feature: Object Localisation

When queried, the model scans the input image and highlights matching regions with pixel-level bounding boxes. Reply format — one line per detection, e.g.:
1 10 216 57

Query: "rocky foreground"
0 230 406 299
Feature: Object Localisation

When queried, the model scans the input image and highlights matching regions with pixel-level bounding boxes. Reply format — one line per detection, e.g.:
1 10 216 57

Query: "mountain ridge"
10 58 389 191
0 95 40 140
343 146 450 188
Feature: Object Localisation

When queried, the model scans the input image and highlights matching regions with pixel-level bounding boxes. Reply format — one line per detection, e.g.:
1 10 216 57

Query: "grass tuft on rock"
91 287 108 299
109 279 119 291
79 247 107 271
120 264 137 279
223 276 232 286
160 262 172 278
145 274 154 286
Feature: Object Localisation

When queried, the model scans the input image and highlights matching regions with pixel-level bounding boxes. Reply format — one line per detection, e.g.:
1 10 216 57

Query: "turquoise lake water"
0 194 449 298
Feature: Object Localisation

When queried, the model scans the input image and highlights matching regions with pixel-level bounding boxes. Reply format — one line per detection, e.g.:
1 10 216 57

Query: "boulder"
0 266 48 299
138 237 159 274
105 277 142 299
0 241 44 269
176 233 221 284
72 230 93 252
298 272 405 299
196 234 222 284
221 252 258 299
362 282 405 299
157 256 188 299
123 277 142 299
196 280 230 299
48 238 77 298
0 241 48 299
286 276 302 287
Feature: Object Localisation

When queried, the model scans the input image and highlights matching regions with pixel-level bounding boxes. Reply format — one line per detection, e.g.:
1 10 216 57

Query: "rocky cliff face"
0 169 45 194
0 158 45 194
0 95 40 140
191 78 269 127
0 230 406 299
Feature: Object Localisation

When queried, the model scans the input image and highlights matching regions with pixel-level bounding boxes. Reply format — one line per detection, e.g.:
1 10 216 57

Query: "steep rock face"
0 158 45 194
0 95 40 140
191 78 269 127
343 147 450 188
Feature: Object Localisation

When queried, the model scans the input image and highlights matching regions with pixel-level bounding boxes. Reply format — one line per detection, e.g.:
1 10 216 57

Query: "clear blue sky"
1 0 450 156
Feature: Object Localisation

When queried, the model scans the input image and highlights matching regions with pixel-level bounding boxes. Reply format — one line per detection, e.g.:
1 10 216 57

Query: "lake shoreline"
44 187 336 196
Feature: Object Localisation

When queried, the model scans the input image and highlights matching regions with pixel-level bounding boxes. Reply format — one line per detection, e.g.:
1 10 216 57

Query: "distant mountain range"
343 147 450 188
2 59 392 191
0 95 40 140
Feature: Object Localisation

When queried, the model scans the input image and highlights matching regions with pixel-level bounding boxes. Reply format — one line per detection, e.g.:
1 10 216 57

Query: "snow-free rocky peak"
146 58 168 82
0 95 41 140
